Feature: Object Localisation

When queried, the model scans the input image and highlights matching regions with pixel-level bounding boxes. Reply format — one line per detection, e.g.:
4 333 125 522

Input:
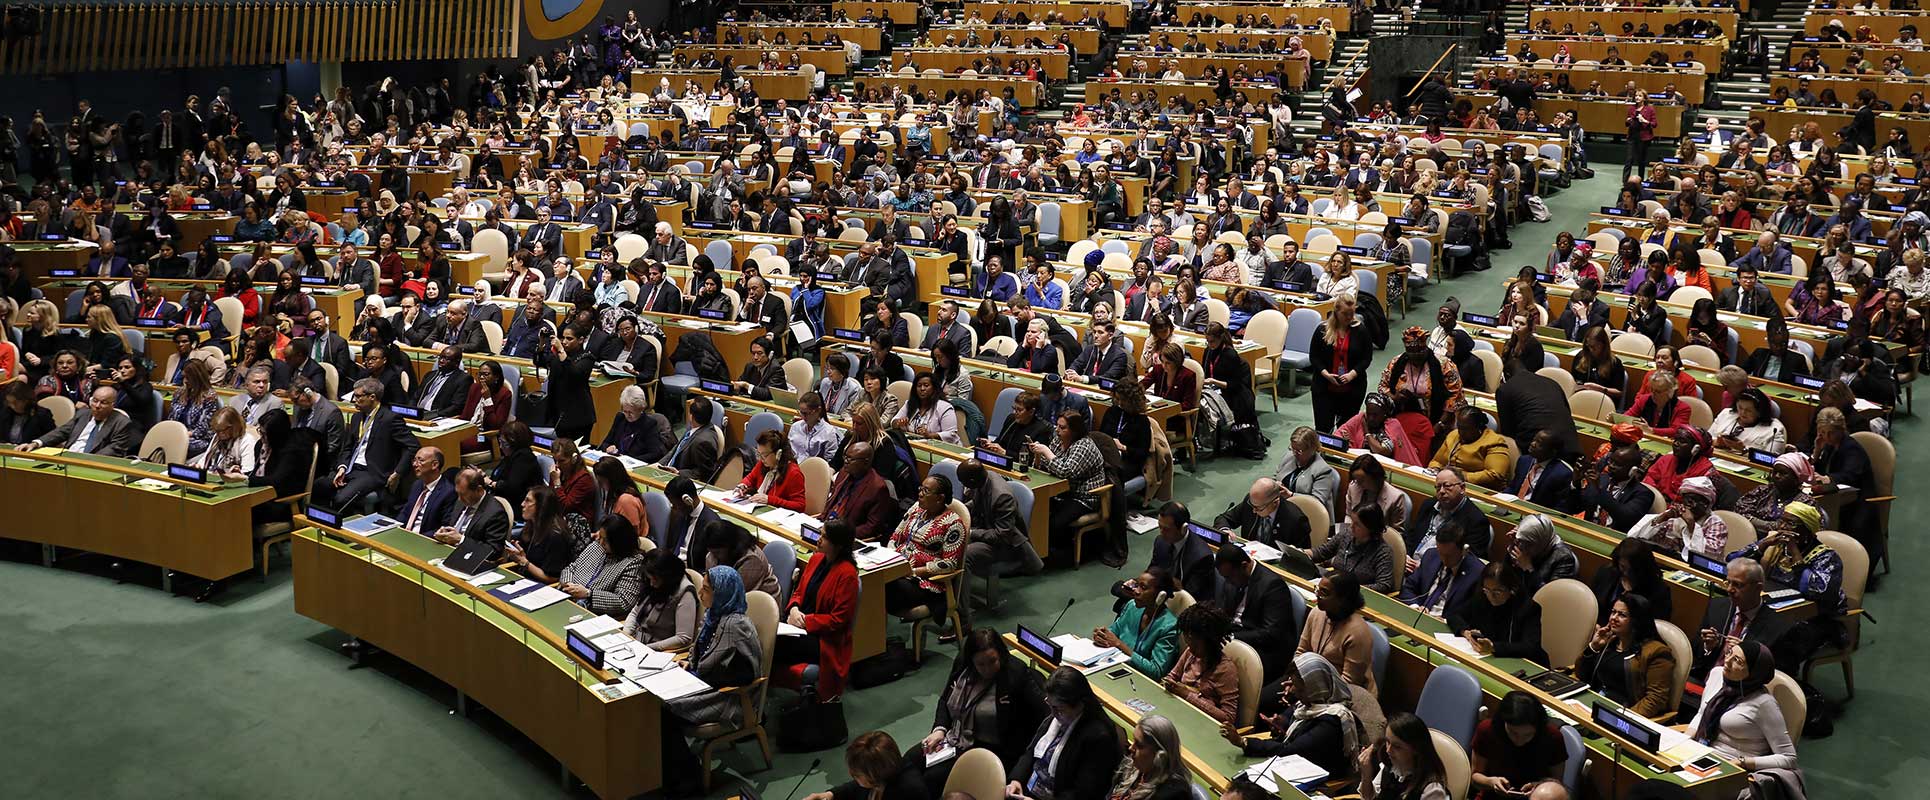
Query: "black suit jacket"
399 476 458 532
430 317 490 354
1496 371 1583 460
636 278 683 314
451 493 512 551
736 360 789 401
1214 564 1299 678
1410 497 1493 555
412 367 474 418
1008 712 1121 800
1148 533 1219 602
1069 343 1130 383
595 333 660 382
537 348 598 434
1553 300 1610 342
1719 285 1777 318
1692 597 1794 676
1213 498 1313 549
338 407 420 480
867 218 911 242
1742 346 1810 380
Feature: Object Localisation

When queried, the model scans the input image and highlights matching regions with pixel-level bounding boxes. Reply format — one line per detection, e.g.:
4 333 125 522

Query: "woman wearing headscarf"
1629 475 1728 561
1643 426 1719 504
1505 514 1579 593
1220 653 1368 777
1379 326 1464 443
660 565 765 797
1105 715 1194 800
1687 641 1798 773
1728 502 1850 666
1736 453 1822 534
1335 392 1425 466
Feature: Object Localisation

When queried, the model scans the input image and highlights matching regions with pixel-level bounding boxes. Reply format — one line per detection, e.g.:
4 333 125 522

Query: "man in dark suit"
536 322 598 441
392 293 438 348
784 229 820 265
1495 357 1582 461
543 256 585 304
595 315 659 382
1136 501 1219 602
85 239 133 278
1552 279 1610 342
1508 431 1578 512
1718 262 1778 317
921 299 973 352
525 207 565 256
662 396 725 483
1409 466 1492 563
1065 321 1130 384
737 277 788 341
500 295 553 359
353 344 410 406
958 460 1041 625
430 466 511 552
398 447 458 533
732 337 789 401
1694 557 1797 674
290 376 348 464
635 260 683 314
18 385 137 456
1398 523 1485 615
1212 477 1313 548
849 237 915 311
413 346 475 418
1213 545 1298 680
428 298 491 354
823 441 899 541
866 205 912 242
1727 230 1794 277
1766 193 1824 240
332 243 379 298
331 377 421 510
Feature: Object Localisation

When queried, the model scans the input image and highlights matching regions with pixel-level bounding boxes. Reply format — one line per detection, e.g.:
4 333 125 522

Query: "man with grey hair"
429 297 489 354
17 385 135 456
1212 476 1313 547
290 375 347 463
644 220 689 264
331 377 420 510
1693 556 1797 675
1504 513 1578 592
545 256 584 302
229 365 277 425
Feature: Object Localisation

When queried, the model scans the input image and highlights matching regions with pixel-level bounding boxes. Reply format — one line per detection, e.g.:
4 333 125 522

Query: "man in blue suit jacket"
1508 431 1577 512
1398 523 1485 615
397 447 458 534
1726 231 1794 276
85 240 133 278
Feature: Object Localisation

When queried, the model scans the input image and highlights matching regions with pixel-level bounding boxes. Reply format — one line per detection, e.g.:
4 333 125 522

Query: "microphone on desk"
1044 596 1076 637
781 758 822 800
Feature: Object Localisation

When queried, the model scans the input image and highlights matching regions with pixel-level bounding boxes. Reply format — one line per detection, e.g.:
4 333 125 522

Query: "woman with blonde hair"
1317 250 1358 298
191 406 262 476
19 298 64 380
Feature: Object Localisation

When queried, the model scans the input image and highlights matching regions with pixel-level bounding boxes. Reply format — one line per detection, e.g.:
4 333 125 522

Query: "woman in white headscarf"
1219 653 1376 778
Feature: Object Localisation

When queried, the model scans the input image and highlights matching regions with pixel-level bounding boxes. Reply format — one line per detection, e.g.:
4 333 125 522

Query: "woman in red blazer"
549 439 598 522
734 429 807 511
458 361 515 454
777 519 860 698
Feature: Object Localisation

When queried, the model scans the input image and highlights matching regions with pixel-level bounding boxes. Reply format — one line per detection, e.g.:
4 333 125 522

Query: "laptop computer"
768 386 800 407
441 537 497 577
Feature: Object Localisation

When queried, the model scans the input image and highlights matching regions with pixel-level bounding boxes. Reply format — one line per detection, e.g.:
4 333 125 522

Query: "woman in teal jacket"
1095 567 1182 677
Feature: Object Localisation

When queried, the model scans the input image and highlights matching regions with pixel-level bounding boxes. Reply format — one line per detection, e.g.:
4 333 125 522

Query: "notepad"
638 667 711 700
511 585 571 611
1241 539 1284 563
778 622 809 637
132 478 175 491
1432 633 1487 659
1050 634 1122 668
1126 514 1160 534
854 546 907 570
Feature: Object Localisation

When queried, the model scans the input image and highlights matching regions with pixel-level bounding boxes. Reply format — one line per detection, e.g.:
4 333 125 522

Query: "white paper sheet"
638 667 712 700
511 585 571 611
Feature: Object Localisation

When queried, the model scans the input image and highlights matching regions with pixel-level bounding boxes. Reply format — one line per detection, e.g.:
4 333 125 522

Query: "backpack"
1525 195 1552 223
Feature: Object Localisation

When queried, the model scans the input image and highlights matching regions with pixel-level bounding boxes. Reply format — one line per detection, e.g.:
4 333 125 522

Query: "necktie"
424 371 449 407
454 503 475 533
74 419 97 452
411 489 434 532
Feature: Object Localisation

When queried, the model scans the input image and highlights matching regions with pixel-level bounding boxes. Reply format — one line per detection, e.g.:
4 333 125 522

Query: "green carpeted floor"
1 169 1922 799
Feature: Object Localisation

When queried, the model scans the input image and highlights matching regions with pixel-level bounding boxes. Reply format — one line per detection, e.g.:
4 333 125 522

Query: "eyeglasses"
1436 481 1465 490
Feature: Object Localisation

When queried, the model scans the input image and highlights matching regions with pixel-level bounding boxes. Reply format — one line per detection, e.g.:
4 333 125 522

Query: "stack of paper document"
1241 540 1284 563
638 667 712 700
132 477 175 491
1239 754 1329 793
511 585 571 611
1126 514 1160 534
1432 633 1486 659
757 507 814 533
1050 634 1125 669
778 622 809 637
854 545 907 569
700 488 755 507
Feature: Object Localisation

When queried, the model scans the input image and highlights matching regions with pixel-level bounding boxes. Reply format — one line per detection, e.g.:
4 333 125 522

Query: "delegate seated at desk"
733 336 788 400
1003 668 1120 800
1213 545 1299 680
624 550 701 650
425 465 511 552
1221 652 1372 779
18 385 136 456
602 385 670 463
663 397 725 483
1213 476 1313 548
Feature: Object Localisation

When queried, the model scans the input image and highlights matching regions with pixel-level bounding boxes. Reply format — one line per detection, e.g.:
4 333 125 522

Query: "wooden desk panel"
961 0 1130 27
716 23 882 51
891 48 1073 81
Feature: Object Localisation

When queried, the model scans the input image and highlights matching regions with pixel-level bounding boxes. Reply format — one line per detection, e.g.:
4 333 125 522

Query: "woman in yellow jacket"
1429 406 1514 489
